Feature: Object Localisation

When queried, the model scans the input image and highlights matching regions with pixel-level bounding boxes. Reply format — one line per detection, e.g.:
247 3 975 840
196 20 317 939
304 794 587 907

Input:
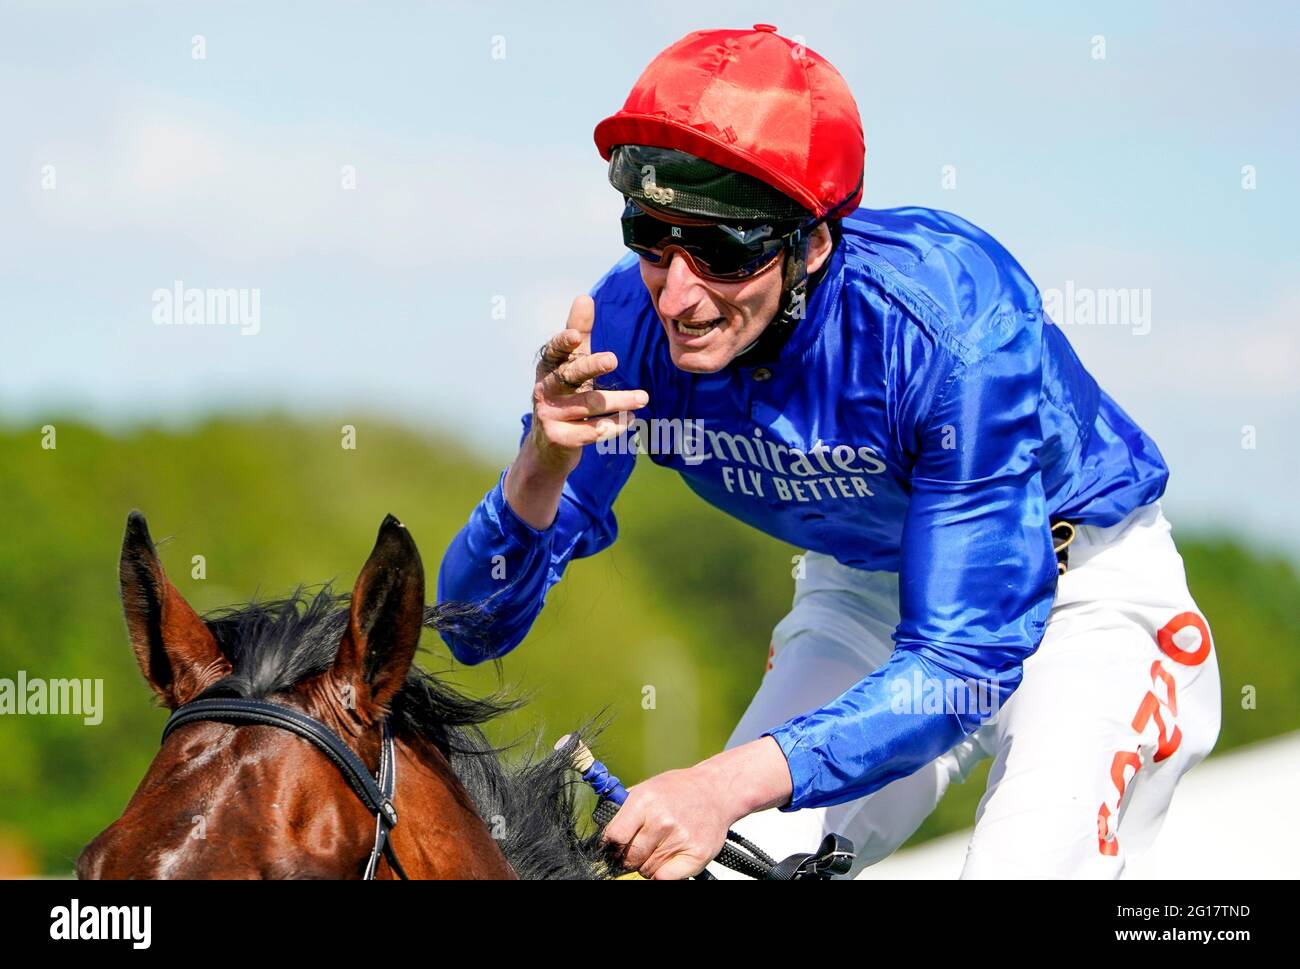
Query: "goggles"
620 199 810 281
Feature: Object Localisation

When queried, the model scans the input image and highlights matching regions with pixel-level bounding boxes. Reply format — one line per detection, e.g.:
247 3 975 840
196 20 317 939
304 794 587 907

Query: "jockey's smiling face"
639 223 834 374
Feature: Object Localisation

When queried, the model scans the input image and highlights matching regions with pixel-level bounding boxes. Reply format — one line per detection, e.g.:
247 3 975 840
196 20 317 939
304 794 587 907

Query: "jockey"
436 25 1221 879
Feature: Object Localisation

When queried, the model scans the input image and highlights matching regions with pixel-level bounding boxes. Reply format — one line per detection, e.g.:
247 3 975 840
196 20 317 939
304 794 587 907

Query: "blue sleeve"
435 418 637 665
765 317 1058 810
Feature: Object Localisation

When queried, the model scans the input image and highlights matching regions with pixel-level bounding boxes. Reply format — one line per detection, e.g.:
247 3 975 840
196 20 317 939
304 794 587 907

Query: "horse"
77 511 603 879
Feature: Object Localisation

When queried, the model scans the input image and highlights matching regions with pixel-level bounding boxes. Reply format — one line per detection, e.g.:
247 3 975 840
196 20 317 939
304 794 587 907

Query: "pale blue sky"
2 1 1297 554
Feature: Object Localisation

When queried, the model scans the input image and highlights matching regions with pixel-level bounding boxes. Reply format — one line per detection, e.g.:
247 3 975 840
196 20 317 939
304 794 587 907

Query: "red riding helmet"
594 24 865 220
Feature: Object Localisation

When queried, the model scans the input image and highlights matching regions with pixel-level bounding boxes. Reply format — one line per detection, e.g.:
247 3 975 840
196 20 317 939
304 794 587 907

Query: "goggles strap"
734 230 813 364
731 175 860 367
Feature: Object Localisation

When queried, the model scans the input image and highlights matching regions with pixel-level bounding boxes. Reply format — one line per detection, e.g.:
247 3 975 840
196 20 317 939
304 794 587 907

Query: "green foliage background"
1 417 1295 874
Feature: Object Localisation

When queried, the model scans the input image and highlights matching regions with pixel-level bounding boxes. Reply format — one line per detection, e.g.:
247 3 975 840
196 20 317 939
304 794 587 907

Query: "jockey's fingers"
536 297 596 375
564 294 596 337
543 412 632 450
542 389 647 421
539 351 618 395
636 841 673 880
617 827 661 875
600 798 645 857
647 853 706 881
587 411 636 445
537 328 585 373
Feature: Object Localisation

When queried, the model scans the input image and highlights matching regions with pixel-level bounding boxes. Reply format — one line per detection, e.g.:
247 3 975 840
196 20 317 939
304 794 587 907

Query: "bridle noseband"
162 697 408 880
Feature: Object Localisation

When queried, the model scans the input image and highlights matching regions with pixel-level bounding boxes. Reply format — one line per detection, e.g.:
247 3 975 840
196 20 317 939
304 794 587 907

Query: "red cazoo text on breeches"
1096 612 1212 856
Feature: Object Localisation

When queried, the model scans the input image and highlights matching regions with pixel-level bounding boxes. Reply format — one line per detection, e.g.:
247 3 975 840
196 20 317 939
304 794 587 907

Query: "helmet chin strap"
733 230 813 365
727 175 857 367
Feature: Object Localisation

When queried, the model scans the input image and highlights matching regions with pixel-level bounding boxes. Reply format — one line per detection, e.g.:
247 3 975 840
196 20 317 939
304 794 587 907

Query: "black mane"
200 587 604 880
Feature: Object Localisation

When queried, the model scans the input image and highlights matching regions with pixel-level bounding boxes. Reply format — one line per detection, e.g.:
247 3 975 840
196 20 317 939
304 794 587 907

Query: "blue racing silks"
436 206 1168 809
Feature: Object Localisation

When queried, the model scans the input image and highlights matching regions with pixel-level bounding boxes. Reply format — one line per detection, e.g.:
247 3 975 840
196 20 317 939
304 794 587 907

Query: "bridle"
162 696 408 880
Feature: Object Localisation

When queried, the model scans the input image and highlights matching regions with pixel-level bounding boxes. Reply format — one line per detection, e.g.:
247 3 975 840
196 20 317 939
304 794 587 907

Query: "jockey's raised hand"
503 295 648 529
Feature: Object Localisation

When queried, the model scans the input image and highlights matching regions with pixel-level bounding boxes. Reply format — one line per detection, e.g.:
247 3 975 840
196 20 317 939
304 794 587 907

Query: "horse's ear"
334 514 425 711
119 511 230 709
